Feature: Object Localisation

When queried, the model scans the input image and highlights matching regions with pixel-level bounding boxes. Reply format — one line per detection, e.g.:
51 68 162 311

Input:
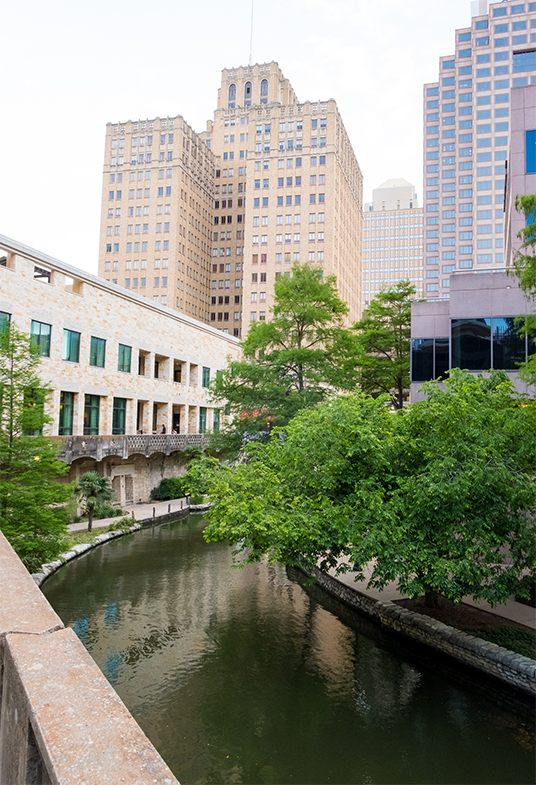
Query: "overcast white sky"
1 0 474 274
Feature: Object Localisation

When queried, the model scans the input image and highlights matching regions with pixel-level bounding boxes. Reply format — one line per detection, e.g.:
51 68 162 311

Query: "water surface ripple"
42 515 535 785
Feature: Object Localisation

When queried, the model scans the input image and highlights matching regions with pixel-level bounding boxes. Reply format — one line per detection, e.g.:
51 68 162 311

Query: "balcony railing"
52 433 210 463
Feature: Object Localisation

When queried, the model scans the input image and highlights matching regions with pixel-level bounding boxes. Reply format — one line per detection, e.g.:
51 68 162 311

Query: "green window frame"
0 312 11 334
118 344 132 373
90 336 106 368
199 406 207 433
83 394 100 435
112 397 127 435
30 320 51 357
59 391 75 435
213 408 220 433
202 367 210 388
62 329 80 363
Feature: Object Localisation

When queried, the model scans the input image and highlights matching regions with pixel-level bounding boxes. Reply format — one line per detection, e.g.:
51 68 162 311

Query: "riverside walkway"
70 503 536 632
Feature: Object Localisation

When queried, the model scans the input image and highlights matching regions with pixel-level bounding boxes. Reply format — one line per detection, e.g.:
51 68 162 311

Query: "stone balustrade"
0 531 179 784
52 433 210 463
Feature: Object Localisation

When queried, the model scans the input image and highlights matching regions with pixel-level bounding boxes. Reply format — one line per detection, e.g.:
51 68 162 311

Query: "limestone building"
363 179 424 308
423 0 536 300
98 63 364 336
0 234 240 503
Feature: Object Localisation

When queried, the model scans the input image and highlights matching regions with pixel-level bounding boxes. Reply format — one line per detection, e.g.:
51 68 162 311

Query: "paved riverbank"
68 498 190 532
328 557 536 631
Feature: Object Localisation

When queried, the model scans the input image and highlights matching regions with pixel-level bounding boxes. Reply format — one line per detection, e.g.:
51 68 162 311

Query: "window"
83 395 100 435
112 398 127 435
89 336 106 368
118 344 131 373
526 129 536 173
62 329 80 363
30 320 51 357
411 338 449 382
202 367 210 388
59 391 74 436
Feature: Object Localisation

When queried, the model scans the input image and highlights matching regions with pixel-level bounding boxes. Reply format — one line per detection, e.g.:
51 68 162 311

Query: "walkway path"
328 557 536 631
67 498 190 532
69 505 535 632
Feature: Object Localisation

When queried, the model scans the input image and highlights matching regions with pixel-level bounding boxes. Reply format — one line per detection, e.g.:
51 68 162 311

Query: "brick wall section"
305 566 536 698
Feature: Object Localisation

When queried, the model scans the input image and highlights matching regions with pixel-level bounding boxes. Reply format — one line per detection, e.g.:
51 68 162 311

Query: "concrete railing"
0 531 179 784
52 433 210 463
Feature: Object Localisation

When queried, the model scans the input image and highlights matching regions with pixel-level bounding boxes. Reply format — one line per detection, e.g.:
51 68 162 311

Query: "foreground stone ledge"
0 531 179 784
3 629 177 784
305 565 536 698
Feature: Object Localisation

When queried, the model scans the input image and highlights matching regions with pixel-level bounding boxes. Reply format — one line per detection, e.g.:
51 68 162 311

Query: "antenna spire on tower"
249 0 254 65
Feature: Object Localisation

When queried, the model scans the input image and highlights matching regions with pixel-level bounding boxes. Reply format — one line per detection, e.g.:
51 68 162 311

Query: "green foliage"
75 471 114 532
210 265 358 455
150 476 188 501
510 195 536 386
94 504 123 520
353 280 415 409
0 324 73 572
107 517 134 533
193 370 536 607
463 626 535 661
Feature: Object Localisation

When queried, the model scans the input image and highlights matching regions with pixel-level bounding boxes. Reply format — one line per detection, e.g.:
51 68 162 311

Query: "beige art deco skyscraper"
98 62 363 335
98 116 214 322
202 62 364 334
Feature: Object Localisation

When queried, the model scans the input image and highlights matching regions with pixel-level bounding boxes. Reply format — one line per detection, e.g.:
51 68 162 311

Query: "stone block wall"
306 566 536 698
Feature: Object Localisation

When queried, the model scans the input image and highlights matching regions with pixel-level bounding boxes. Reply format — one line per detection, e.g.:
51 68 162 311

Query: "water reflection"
43 516 535 785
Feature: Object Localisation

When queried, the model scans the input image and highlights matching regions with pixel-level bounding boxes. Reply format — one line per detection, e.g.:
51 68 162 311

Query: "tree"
352 280 416 409
209 264 358 451
75 471 114 532
510 194 536 386
0 323 73 571
192 370 536 608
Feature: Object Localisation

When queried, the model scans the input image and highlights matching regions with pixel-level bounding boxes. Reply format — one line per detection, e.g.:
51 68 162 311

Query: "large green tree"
510 194 536 386
352 280 415 409
190 370 536 608
0 323 73 571
209 264 358 450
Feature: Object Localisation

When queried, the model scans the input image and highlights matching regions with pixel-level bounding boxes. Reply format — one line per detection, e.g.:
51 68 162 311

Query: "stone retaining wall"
0 530 179 785
305 566 536 698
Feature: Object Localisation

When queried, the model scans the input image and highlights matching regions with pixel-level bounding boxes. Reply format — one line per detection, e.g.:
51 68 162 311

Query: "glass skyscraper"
423 0 536 299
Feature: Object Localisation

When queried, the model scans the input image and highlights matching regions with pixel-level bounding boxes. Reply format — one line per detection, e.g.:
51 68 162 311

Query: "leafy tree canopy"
190 370 536 607
209 265 358 451
0 324 73 571
510 194 536 386
353 280 415 409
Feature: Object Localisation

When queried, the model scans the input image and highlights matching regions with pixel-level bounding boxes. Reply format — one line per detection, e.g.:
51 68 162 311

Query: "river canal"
42 514 535 785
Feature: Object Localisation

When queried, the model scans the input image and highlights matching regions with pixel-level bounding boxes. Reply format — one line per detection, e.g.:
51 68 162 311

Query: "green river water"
42 514 535 785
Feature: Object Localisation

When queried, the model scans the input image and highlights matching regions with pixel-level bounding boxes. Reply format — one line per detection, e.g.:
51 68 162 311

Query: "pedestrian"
161 424 166 434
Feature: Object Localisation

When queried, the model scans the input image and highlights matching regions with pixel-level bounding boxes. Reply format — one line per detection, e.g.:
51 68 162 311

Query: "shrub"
107 517 134 533
150 477 187 501
94 504 124 520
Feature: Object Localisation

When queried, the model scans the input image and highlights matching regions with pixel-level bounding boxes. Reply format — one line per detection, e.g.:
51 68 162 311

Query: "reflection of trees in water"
44 518 535 785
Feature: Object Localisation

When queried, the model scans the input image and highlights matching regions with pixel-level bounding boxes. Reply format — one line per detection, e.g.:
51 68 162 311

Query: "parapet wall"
304 566 536 698
0 531 179 785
